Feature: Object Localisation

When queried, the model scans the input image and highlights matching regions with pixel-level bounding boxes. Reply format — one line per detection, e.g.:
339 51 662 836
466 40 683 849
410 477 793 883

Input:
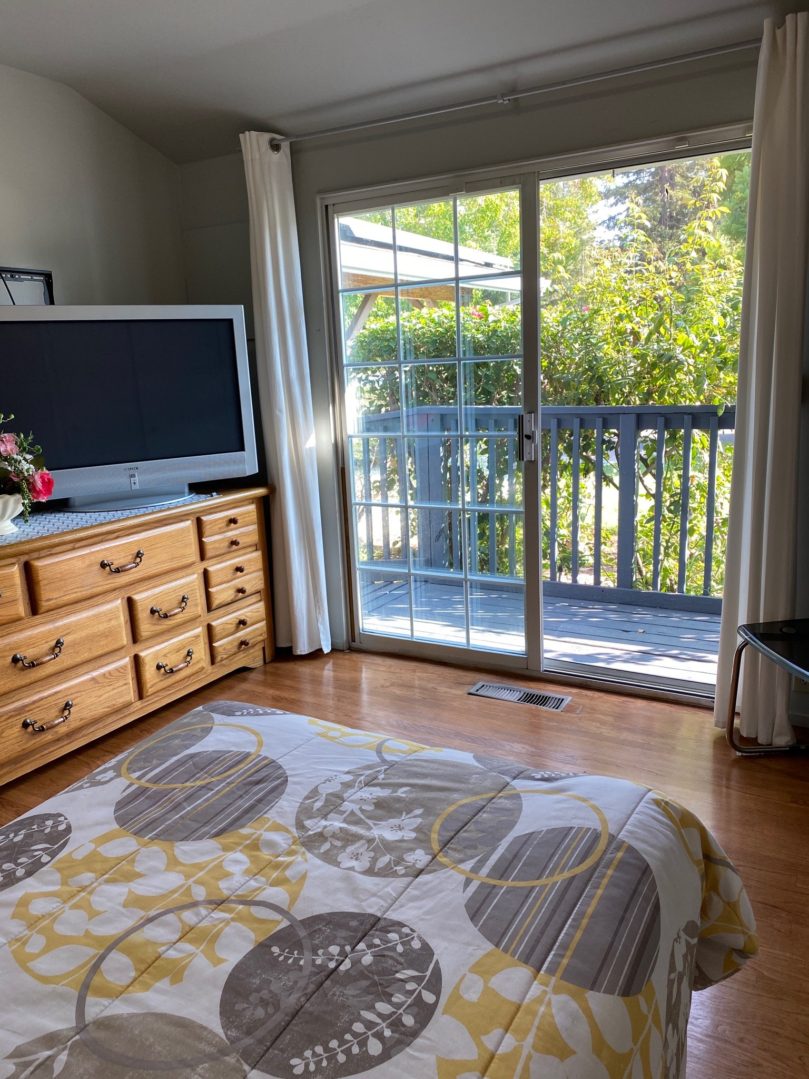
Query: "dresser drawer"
209 600 265 645
0 600 127 695
27 521 198 613
198 502 257 539
204 550 263 591
211 623 266 665
200 524 259 561
207 570 264 612
0 660 136 766
129 574 203 643
0 563 24 625
135 627 208 698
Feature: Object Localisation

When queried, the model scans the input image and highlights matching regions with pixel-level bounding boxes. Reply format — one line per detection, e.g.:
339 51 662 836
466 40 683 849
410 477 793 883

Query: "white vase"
0 493 23 535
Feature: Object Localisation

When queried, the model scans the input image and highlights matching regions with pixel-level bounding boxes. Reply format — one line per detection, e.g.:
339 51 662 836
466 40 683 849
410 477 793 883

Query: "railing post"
571 416 581 584
703 415 719 596
593 417 603 586
616 412 637 590
412 416 436 569
549 417 559 581
677 415 693 594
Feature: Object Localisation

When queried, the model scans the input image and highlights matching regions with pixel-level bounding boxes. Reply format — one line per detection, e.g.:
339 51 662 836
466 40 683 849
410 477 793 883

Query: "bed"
0 701 757 1078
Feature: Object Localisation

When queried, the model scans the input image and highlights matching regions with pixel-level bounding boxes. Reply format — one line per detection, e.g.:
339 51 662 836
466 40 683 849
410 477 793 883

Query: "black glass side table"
726 619 809 754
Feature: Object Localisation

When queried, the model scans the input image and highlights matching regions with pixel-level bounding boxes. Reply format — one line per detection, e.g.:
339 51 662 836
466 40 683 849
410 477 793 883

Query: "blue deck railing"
353 403 735 613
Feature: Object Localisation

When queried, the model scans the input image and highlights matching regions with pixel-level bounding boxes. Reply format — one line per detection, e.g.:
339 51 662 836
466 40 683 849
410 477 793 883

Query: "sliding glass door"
332 183 539 660
328 132 747 690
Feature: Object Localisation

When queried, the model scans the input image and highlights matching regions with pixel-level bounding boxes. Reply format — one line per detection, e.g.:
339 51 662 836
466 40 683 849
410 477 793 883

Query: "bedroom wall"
0 62 185 304
180 52 763 649
179 155 253 336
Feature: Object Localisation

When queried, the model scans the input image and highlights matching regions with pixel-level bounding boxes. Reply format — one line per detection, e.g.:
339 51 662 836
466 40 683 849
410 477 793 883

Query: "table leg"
726 640 749 753
726 638 800 755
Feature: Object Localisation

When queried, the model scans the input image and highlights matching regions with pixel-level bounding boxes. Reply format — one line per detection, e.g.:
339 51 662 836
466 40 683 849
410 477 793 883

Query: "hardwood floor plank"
0 649 805 1079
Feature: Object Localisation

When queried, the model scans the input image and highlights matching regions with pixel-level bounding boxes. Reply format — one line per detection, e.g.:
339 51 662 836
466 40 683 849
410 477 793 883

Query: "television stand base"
67 487 191 512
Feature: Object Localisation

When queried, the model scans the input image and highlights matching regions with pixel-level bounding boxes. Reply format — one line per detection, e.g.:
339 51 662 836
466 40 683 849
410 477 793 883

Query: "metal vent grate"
468 681 571 711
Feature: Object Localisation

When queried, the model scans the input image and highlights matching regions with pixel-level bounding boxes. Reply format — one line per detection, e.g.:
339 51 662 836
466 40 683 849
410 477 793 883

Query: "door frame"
318 121 751 697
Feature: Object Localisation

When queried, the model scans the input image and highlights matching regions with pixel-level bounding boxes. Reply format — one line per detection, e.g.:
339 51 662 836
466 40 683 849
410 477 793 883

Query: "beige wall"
179 154 253 336
0 63 185 304
180 52 760 648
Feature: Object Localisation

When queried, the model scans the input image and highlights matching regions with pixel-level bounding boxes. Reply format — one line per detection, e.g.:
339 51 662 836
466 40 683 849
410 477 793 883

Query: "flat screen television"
0 305 258 510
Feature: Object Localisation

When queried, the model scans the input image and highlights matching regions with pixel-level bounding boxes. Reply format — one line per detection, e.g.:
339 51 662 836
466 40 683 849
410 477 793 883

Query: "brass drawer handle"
12 637 65 668
156 648 194 675
150 594 189 620
22 699 73 733
100 549 144 574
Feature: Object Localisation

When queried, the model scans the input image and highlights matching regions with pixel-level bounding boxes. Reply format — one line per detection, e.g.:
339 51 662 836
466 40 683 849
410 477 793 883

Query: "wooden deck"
360 578 719 686
542 596 719 686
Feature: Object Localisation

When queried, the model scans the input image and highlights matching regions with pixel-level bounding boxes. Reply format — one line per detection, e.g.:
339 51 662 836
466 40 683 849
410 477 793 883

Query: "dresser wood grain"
0 564 24 626
0 600 127 696
0 660 136 777
128 574 203 642
28 520 198 613
0 488 274 785
136 627 208 698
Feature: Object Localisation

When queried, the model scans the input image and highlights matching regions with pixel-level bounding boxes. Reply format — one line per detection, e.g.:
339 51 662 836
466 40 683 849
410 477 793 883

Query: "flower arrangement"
0 412 54 522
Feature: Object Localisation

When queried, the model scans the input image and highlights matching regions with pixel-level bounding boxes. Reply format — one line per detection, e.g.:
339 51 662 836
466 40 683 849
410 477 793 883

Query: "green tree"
346 154 747 594
717 151 751 243
365 190 520 263
540 156 741 407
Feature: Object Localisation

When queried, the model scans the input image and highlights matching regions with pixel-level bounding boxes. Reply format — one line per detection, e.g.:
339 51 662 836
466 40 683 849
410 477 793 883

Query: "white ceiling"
0 0 796 162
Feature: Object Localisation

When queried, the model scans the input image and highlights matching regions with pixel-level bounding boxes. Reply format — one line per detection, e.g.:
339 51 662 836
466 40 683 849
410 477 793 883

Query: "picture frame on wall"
0 267 54 305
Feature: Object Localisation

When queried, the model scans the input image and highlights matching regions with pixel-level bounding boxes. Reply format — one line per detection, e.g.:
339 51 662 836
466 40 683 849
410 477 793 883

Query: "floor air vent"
468 682 571 711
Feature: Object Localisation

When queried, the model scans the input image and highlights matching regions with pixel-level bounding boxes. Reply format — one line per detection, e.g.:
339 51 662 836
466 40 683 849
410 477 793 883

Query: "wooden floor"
364 578 720 686
1 650 806 1078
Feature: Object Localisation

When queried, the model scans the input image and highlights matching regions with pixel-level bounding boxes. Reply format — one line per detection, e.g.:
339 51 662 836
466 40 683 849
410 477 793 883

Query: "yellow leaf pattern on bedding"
437 948 662 1079
9 817 306 997
0 706 758 1079
307 716 434 756
652 796 758 985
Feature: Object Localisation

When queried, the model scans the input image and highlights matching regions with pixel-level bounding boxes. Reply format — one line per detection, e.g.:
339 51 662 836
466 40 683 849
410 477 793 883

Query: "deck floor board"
361 579 720 686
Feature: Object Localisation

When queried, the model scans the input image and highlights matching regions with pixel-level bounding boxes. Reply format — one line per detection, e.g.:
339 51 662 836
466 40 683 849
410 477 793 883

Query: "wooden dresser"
0 488 273 785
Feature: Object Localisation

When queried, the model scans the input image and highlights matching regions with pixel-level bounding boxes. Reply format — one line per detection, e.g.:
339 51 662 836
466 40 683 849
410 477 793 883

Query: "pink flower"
0 433 18 456
30 469 54 502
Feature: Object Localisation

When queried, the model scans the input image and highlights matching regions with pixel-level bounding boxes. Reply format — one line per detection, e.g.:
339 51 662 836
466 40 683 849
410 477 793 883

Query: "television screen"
2 318 245 470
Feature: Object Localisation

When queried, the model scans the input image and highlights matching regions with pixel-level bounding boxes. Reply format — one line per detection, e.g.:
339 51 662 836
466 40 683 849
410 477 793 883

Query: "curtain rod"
268 37 760 153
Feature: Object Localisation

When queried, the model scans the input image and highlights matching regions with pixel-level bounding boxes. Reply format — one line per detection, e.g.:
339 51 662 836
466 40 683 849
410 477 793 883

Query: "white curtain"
714 13 809 744
240 131 331 655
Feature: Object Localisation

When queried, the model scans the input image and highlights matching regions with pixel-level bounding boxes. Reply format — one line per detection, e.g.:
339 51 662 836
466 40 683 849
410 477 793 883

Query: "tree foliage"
540 155 743 408
364 191 520 263
344 153 748 595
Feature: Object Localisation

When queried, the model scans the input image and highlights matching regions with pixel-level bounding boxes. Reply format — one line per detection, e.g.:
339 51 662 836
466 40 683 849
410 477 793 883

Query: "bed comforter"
0 702 757 1078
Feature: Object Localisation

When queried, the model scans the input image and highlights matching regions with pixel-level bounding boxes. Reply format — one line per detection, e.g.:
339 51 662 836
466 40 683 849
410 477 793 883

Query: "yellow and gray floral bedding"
0 702 756 1078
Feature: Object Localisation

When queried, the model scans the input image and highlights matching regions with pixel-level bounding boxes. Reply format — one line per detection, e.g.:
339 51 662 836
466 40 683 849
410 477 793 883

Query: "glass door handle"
517 412 537 462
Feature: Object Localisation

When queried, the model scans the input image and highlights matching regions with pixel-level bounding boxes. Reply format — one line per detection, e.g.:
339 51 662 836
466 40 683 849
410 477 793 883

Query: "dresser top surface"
0 487 269 559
